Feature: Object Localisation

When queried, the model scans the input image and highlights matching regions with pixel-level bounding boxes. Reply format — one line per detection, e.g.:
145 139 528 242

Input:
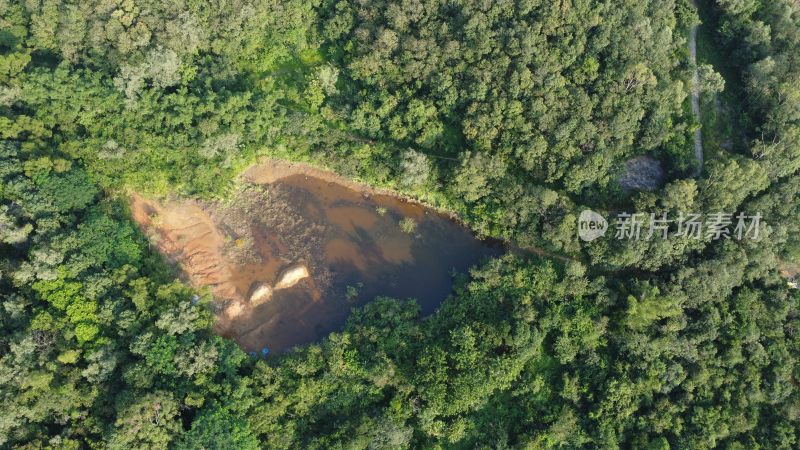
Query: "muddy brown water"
133 172 504 354
232 175 504 353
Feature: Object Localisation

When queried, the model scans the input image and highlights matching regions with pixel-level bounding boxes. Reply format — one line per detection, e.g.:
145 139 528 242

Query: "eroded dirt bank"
130 184 328 351
131 160 503 352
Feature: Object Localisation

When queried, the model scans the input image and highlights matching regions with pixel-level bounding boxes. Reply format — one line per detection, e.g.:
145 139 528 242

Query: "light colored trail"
690 7 704 176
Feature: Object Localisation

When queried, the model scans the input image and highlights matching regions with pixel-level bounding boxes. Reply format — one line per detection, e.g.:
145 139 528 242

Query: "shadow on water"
226 174 505 353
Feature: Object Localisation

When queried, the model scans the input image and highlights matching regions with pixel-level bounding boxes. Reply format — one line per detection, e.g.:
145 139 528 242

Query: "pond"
131 162 504 353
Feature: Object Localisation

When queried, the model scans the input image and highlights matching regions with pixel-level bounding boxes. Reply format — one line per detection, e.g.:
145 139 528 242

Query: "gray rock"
619 156 665 192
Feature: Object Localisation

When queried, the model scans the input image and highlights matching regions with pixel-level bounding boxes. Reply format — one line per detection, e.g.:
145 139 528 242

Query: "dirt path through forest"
690 3 704 176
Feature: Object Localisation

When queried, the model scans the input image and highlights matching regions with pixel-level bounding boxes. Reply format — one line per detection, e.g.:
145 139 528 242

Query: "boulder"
275 264 310 290
249 283 274 306
619 156 665 192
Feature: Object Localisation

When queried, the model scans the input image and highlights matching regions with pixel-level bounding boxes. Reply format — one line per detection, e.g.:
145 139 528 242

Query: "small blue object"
249 351 257 358
191 295 200 305
261 347 270 357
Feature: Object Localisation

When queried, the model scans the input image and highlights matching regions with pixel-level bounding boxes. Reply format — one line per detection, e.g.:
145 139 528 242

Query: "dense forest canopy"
319 0 699 246
0 0 799 448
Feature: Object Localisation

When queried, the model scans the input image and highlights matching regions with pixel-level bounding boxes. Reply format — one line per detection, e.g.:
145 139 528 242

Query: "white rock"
249 283 274 305
275 264 310 290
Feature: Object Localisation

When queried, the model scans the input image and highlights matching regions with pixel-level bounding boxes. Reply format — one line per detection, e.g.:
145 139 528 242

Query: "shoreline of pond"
130 162 507 353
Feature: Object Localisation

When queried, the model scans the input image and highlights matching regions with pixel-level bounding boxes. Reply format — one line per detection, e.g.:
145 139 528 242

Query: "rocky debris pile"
619 156 665 192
